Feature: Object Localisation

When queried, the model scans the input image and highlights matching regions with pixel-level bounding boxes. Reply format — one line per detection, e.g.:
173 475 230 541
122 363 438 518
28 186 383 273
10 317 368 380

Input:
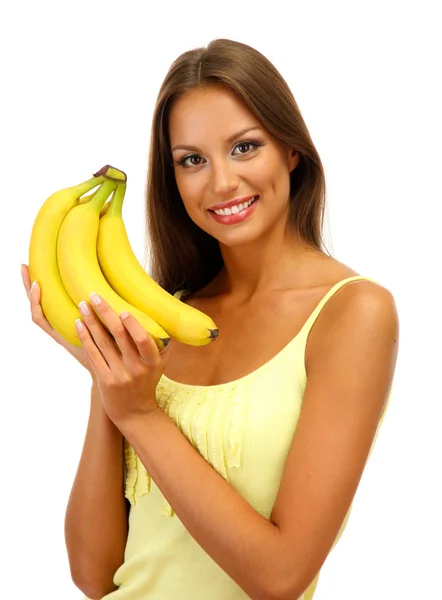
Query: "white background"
1 1 441 598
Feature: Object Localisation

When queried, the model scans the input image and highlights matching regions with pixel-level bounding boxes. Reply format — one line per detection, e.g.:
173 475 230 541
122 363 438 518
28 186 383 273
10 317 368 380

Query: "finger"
120 311 161 364
21 264 32 299
28 281 56 335
24 276 64 342
78 299 127 370
75 319 110 376
87 294 141 364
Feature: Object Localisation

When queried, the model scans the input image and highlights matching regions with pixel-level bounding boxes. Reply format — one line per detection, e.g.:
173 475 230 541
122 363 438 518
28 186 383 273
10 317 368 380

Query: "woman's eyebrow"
171 126 264 152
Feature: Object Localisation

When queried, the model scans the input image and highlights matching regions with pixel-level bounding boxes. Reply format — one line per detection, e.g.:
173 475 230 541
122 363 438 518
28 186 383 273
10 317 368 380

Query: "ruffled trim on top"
227 382 247 469
124 439 138 505
123 376 250 514
124 440 152 506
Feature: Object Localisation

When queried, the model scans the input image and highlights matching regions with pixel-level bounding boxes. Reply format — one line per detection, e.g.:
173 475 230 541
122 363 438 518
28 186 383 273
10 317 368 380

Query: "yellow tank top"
94 275 393 600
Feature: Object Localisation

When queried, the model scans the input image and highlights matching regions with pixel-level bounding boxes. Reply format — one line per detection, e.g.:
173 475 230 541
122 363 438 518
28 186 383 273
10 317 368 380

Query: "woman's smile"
208 195 260 225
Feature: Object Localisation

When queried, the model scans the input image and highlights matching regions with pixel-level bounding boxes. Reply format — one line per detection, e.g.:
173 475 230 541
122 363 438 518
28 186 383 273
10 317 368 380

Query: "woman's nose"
209 159 240 197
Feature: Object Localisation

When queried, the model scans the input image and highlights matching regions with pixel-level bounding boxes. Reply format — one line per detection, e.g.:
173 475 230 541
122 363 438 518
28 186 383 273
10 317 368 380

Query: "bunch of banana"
28 165 219 350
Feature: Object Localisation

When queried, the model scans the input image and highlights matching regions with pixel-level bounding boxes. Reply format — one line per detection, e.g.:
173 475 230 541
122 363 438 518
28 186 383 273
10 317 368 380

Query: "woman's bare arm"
64 382 128 599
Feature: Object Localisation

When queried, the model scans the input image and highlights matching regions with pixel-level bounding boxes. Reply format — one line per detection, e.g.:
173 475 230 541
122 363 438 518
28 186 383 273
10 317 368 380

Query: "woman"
22 38 399 600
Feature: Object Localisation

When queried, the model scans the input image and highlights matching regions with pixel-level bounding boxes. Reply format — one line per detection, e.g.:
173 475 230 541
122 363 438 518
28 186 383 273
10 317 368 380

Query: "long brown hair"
145 38 333 295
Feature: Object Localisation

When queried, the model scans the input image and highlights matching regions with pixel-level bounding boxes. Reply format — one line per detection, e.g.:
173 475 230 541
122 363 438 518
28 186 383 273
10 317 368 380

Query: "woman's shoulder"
307 256 396 325
314 255 391 294
305 257 397 365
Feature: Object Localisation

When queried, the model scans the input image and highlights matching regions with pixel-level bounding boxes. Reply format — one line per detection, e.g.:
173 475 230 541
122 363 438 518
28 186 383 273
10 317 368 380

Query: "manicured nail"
75 319 84 331
90 293 101 306
79 301 91 316
31 280 37 293
120 311 130 320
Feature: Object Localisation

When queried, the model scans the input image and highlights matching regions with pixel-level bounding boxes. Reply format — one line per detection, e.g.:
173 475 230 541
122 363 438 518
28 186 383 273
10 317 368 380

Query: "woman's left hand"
75 293 169 426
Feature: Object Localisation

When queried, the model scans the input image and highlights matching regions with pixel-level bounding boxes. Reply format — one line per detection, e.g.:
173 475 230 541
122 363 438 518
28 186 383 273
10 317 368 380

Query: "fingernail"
31 280 37 292
120 311 130 320
75 319 84 331
79 301 91 316
90 292 101 306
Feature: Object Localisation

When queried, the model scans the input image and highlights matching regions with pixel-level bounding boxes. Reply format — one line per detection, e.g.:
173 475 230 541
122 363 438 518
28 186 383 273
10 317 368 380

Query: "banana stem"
88 180 118 213
74 175 105 198
107 183 126 217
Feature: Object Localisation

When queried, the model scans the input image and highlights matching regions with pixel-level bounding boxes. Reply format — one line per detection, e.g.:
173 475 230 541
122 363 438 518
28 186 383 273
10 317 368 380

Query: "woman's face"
169 85 299 247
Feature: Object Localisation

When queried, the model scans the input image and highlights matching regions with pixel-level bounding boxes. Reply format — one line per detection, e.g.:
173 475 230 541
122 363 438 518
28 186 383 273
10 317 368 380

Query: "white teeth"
213 196 257 216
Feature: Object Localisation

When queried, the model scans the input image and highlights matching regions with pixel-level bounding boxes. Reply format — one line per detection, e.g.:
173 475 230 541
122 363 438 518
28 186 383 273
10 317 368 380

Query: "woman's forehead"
169 87 258 146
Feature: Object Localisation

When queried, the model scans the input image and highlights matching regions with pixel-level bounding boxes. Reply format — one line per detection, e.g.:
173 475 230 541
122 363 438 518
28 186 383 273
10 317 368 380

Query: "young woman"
22 38 399 600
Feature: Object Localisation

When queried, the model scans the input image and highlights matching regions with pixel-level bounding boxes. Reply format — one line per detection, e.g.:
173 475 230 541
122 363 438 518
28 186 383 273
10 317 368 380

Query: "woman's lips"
209 196 259 225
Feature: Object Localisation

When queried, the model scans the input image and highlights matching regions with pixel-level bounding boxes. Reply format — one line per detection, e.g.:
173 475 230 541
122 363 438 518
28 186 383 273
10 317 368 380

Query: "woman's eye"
176 155 202 168
176 140 261 168
186 156 202 166
234 141 256 154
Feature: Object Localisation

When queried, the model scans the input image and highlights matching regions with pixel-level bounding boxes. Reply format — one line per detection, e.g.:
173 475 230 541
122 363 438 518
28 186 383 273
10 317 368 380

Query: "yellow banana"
28 174 106 346
80 191 110 217
57 180 170 350
97 182 219 346
78 189 98 205
100 200 111 217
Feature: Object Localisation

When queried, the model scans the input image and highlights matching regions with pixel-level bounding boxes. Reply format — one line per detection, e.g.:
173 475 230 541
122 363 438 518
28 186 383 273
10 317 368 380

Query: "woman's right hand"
21 264 94 375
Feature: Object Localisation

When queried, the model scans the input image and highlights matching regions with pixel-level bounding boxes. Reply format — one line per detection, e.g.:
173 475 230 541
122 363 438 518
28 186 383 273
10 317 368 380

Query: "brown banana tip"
93 165 112 177
161 337 171 347
209 328 219 341
93 164 127 182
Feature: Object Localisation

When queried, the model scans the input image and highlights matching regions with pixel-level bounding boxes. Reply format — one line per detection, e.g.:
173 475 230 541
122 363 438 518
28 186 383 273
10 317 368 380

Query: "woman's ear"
288 149 300 173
